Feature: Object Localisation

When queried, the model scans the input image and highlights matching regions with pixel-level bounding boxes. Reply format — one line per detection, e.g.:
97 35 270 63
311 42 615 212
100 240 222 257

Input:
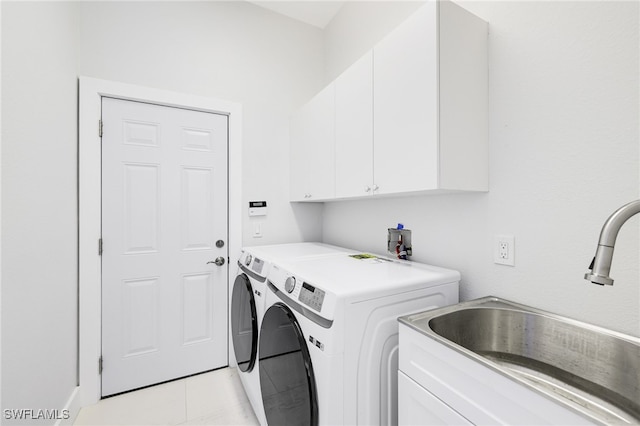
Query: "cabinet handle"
365 186 371 193
373 184 379 192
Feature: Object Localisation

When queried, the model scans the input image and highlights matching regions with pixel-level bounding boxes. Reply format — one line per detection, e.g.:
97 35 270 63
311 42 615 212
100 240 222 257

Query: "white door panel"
335 51 374 198
373 1 439 194
101 97 228 396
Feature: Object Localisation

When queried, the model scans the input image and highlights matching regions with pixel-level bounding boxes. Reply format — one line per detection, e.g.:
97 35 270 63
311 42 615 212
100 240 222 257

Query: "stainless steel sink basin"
399 297 640 424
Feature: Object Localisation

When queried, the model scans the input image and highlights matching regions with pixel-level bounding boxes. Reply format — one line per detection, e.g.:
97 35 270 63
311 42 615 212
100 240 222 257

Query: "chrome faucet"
585 199 640 285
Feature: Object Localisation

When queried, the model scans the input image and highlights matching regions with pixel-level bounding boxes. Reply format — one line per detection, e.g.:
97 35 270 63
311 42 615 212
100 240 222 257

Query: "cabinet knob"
373 184 379 192
365 186 371 193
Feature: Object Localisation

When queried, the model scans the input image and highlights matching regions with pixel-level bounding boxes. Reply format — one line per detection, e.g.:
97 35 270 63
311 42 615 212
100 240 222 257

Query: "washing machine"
259 253 460 426
231 243 355 425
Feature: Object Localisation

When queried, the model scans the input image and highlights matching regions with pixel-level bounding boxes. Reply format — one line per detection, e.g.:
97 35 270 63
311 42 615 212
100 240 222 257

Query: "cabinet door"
290 83 336 201
373 1 439 195
398 371 472 426
335 51 374 199
290 104 310 201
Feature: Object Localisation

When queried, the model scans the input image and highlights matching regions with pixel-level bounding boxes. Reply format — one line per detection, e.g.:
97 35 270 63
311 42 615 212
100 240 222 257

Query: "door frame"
78 76 242 406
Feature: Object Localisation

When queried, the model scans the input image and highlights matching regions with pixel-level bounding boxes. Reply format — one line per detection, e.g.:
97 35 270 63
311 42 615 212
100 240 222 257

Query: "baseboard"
55 386 81 426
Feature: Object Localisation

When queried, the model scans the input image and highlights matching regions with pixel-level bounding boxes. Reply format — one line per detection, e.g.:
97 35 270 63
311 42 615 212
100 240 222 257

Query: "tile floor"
74 367 259 425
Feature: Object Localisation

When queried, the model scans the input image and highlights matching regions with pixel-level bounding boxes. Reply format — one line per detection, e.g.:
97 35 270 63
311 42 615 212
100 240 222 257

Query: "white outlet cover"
494 235 515 266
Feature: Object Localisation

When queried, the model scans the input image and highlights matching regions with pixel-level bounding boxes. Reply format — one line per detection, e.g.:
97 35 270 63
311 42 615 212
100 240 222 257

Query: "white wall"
1 1 80 422
78 1 326 247
322 1 640 336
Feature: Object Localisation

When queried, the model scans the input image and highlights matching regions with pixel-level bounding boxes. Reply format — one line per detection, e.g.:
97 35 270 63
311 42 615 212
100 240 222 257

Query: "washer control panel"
298 282 325 312
268 264 336 321
280 274 325 312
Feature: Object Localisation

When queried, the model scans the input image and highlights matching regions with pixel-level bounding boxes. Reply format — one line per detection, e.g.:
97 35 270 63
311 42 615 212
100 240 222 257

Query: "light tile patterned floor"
74 367 260 426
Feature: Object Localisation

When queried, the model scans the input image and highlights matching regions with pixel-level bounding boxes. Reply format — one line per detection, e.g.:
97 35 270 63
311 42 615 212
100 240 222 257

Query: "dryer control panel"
238 250 268 280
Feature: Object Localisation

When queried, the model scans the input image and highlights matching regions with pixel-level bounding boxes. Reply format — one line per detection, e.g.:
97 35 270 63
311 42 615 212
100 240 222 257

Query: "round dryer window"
231 273 258 372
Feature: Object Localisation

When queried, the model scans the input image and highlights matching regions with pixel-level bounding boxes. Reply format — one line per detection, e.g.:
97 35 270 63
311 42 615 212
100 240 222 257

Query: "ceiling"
246 1 346 29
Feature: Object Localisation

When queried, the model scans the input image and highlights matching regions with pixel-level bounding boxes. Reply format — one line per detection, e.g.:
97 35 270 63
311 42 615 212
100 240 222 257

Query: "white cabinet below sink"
398 324 598 425
398 371 471 425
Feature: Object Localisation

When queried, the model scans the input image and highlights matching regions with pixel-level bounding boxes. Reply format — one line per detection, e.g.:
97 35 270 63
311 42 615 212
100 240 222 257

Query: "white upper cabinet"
290 0 487 202
290 83 336 202
335 51 374 199
373 2 439 195
374 0 488 196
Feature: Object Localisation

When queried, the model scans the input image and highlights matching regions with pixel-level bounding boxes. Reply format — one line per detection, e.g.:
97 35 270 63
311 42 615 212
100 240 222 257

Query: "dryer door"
259 302 318 426
231 273 258 372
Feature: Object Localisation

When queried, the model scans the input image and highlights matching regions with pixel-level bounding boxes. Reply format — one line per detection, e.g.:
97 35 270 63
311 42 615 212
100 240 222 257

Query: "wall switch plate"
494 235 515 266
253 223 263 238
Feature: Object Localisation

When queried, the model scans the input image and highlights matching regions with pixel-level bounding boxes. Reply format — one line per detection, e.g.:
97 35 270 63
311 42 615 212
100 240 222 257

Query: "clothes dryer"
231 249 270 425
259 253 460 426
247 242 355 264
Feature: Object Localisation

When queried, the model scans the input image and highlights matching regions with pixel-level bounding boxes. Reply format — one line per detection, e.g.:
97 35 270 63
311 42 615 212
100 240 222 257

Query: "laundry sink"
399 297 640 424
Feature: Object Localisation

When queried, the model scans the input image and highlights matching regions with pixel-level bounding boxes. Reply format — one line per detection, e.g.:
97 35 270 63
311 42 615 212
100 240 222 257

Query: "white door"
101 97 228 396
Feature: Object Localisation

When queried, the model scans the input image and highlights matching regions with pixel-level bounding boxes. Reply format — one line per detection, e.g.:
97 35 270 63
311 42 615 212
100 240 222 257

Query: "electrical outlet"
494 235 515 266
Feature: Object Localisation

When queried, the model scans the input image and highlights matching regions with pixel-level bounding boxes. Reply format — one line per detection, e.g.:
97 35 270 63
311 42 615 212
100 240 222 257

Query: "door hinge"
99 356 103 375
98 238 103 256
99 120 103 138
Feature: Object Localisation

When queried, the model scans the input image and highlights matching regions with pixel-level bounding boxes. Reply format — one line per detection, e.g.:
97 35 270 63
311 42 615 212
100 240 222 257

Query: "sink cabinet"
290 0 488 202
398 324 597 425
398 371 471 425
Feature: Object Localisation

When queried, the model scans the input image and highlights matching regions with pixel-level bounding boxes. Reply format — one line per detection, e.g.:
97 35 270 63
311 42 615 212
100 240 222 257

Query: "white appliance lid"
277 254 460 300
243 242 356 262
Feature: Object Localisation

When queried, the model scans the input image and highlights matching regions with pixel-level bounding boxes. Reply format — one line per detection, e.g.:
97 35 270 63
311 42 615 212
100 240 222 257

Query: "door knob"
207 257 226 266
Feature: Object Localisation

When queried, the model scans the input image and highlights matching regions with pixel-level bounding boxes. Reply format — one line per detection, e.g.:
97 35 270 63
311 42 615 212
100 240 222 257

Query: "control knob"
245 254 252 266
285 276 296 293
